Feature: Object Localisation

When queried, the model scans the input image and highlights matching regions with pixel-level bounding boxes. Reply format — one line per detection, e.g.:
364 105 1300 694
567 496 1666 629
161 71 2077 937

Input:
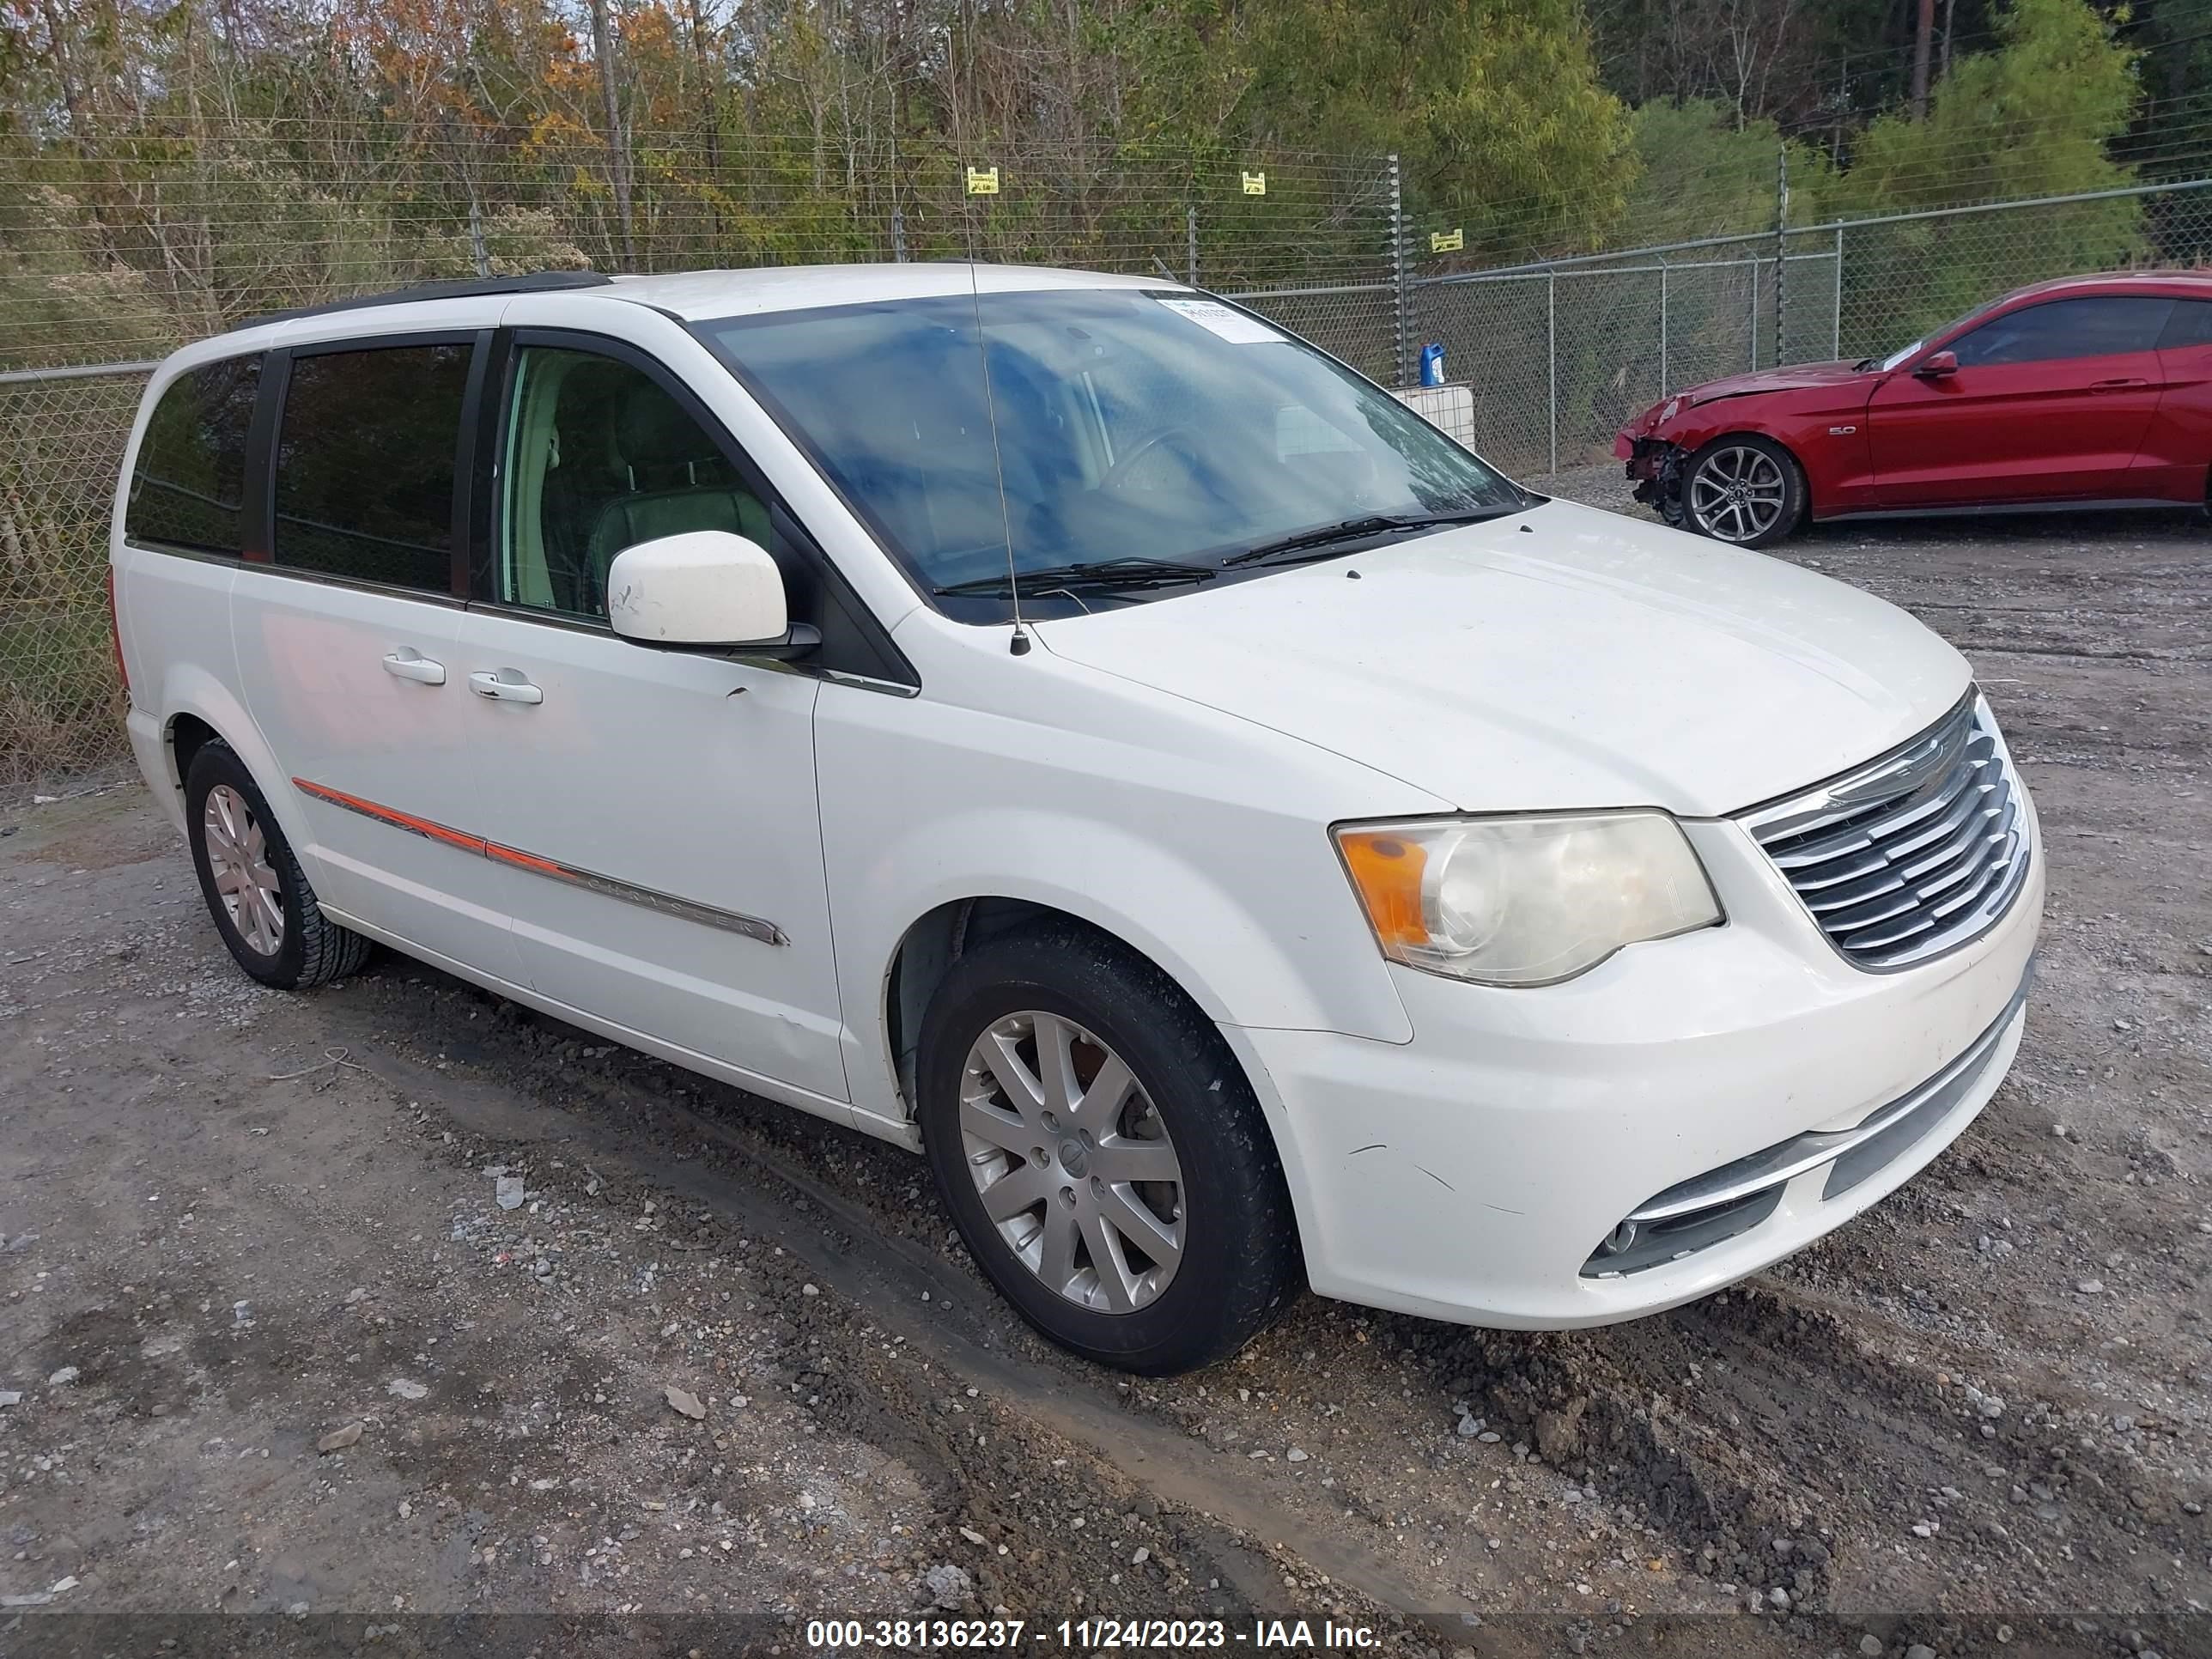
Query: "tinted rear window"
126 356 261 556
273 342 471 592
2159 298 2212 349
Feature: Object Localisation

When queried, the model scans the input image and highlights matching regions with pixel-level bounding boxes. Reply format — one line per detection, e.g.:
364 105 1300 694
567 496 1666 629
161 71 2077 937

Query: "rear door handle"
469 670 544 705
381 648 445 685
2088 377 2150 392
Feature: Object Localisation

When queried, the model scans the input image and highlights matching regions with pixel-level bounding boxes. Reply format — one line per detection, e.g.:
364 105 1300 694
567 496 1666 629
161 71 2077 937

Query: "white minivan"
111 264 2043 1373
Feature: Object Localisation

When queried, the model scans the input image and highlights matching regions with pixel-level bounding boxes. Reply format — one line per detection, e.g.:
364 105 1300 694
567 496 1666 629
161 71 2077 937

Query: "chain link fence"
1403 177 2212 472
3 155 2209 793
0 364 158 793
1230 282 1401 386
0 136 1398 374
0 137 1401 793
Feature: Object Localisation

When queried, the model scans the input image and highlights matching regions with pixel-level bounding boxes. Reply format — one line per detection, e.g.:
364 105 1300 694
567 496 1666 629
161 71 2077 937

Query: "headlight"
1334 811 1723 987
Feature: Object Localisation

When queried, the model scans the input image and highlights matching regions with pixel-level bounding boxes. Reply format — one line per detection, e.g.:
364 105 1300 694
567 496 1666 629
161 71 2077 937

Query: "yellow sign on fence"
965 166 1000 196
1241 171 1267 196
1430 228 1464 253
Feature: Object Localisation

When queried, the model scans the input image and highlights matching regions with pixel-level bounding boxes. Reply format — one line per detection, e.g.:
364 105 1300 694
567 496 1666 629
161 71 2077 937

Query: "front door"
457 335 849 1106
1866 295 2174 507
231 334 522 982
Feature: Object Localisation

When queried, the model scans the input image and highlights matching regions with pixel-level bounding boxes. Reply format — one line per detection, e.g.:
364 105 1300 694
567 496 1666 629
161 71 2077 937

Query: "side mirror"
607 531 809 655
1915 349 1959 379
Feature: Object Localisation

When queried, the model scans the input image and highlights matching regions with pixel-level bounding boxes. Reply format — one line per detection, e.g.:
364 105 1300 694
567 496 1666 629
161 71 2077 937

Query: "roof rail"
228 270 613 332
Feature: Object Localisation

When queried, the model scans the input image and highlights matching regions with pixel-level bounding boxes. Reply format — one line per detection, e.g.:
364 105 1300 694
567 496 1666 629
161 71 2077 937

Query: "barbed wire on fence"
0 137 1400 373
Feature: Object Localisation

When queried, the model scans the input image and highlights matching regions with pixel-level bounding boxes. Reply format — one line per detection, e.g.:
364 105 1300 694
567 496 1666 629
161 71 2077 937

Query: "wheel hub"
203 784 284 956
957 1011 1186 1315
1690 445 1786 543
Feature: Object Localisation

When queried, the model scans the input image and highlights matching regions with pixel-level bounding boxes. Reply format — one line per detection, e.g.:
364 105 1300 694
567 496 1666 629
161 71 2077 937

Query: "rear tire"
185 740 373 990
918 923 1302 1374
1681 434 1805 548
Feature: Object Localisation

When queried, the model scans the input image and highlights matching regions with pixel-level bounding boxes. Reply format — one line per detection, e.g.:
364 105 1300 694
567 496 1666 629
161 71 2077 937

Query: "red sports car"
1615 270 2212 547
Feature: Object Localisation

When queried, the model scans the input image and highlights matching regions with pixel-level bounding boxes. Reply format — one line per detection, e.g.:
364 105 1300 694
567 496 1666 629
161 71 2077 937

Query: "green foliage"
1828 0 2145 355
1627 99 1833 242
1232 0 1637 255
1833 0 2139 213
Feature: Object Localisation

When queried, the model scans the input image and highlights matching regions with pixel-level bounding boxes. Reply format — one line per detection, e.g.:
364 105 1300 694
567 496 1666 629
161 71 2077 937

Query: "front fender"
881 805 1381 1019
1642 388 1880 516
815 687 1431 1124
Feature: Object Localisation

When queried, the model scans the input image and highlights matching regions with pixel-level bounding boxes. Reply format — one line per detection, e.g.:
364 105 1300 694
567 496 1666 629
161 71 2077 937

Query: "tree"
1830 0 2144 352
1835 0 2138 211
586 0 638 266
1228 0 1638 257
1910 0 1936 119
1625 97 1832 242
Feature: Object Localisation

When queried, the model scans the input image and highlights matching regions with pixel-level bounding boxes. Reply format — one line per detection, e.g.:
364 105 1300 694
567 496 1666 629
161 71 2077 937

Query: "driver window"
1949 297 2175 368
497 345 776 620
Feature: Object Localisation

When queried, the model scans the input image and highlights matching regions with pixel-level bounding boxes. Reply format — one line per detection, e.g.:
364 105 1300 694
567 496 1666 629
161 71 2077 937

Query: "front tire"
918 924 1301 1374
185 740 373 990
1682 434 1805 548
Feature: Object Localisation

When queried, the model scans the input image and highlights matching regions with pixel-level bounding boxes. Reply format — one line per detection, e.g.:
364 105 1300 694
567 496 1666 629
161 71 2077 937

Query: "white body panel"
1033 499 1971 817
109 264 2045 1331
230 571 525 982
605 531 787 645
457 608 850 1104
1229 813 2043 1325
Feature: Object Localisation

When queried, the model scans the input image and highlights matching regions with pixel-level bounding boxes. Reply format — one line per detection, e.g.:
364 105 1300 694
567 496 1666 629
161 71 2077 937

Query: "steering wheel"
1102 425 1200 493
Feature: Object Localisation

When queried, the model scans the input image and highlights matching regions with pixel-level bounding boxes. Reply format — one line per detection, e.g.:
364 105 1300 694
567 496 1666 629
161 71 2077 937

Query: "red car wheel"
1682 435 1805 549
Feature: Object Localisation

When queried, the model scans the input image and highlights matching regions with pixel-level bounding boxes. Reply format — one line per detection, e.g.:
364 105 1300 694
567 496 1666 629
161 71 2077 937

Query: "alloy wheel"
1689 445 1789 544
957 1011 1186 1314
203 783 284 955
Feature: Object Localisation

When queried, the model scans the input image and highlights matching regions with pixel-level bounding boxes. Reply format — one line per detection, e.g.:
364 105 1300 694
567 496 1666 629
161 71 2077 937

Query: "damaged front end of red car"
1616 415 1688 525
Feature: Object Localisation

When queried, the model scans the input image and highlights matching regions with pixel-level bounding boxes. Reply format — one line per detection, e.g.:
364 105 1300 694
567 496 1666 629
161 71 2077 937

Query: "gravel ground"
1 477 2208 1657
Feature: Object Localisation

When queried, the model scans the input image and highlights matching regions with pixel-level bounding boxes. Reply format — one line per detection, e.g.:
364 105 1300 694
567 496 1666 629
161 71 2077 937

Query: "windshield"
695 288 1523 613
1877 297 2002 372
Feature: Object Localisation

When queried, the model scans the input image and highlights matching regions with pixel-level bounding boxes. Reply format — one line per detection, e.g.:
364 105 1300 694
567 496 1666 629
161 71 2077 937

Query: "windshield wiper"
933 556 1218 598
1220 507 1518 568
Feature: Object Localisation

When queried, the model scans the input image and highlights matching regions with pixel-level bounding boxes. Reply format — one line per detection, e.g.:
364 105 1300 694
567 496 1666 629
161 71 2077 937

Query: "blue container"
1419 343 1446 386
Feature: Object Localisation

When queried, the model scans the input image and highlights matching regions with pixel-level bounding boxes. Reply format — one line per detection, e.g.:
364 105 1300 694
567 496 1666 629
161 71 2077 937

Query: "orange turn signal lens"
1336 829 1429 952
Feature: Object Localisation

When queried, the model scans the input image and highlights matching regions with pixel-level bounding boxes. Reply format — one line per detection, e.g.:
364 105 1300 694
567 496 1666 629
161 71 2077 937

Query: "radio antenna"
967 263 1029 655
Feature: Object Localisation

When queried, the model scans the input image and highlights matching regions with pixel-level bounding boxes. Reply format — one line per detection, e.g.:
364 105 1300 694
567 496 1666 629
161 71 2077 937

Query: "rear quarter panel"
2146 342 2212 501
109 345 315 868
108 359 246 835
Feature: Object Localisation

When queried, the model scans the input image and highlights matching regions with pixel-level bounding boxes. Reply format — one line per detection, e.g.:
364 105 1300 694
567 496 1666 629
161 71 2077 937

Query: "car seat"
581 384 771 613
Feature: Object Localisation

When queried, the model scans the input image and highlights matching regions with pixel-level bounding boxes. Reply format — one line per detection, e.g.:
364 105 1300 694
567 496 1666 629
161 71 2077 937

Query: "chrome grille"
1740 693 2031 971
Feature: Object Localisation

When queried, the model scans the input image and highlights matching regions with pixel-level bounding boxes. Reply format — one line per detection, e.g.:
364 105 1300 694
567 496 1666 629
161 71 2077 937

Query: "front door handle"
2087 377 2150 392
381 648 445 685
469 670 544 705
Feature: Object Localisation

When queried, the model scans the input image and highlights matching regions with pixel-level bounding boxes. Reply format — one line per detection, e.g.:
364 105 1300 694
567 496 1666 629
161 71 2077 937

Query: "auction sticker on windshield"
1154 296 1284 343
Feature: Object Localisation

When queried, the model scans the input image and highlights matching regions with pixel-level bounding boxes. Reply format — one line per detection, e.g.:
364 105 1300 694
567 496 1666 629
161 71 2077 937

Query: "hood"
1033 500 1970 817
1628 360 1872 434
1678 358 1871 404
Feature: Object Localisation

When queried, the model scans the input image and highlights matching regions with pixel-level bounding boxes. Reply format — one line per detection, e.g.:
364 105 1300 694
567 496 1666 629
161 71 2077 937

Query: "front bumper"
1619 434 1679 513
1221 805 2044 1328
